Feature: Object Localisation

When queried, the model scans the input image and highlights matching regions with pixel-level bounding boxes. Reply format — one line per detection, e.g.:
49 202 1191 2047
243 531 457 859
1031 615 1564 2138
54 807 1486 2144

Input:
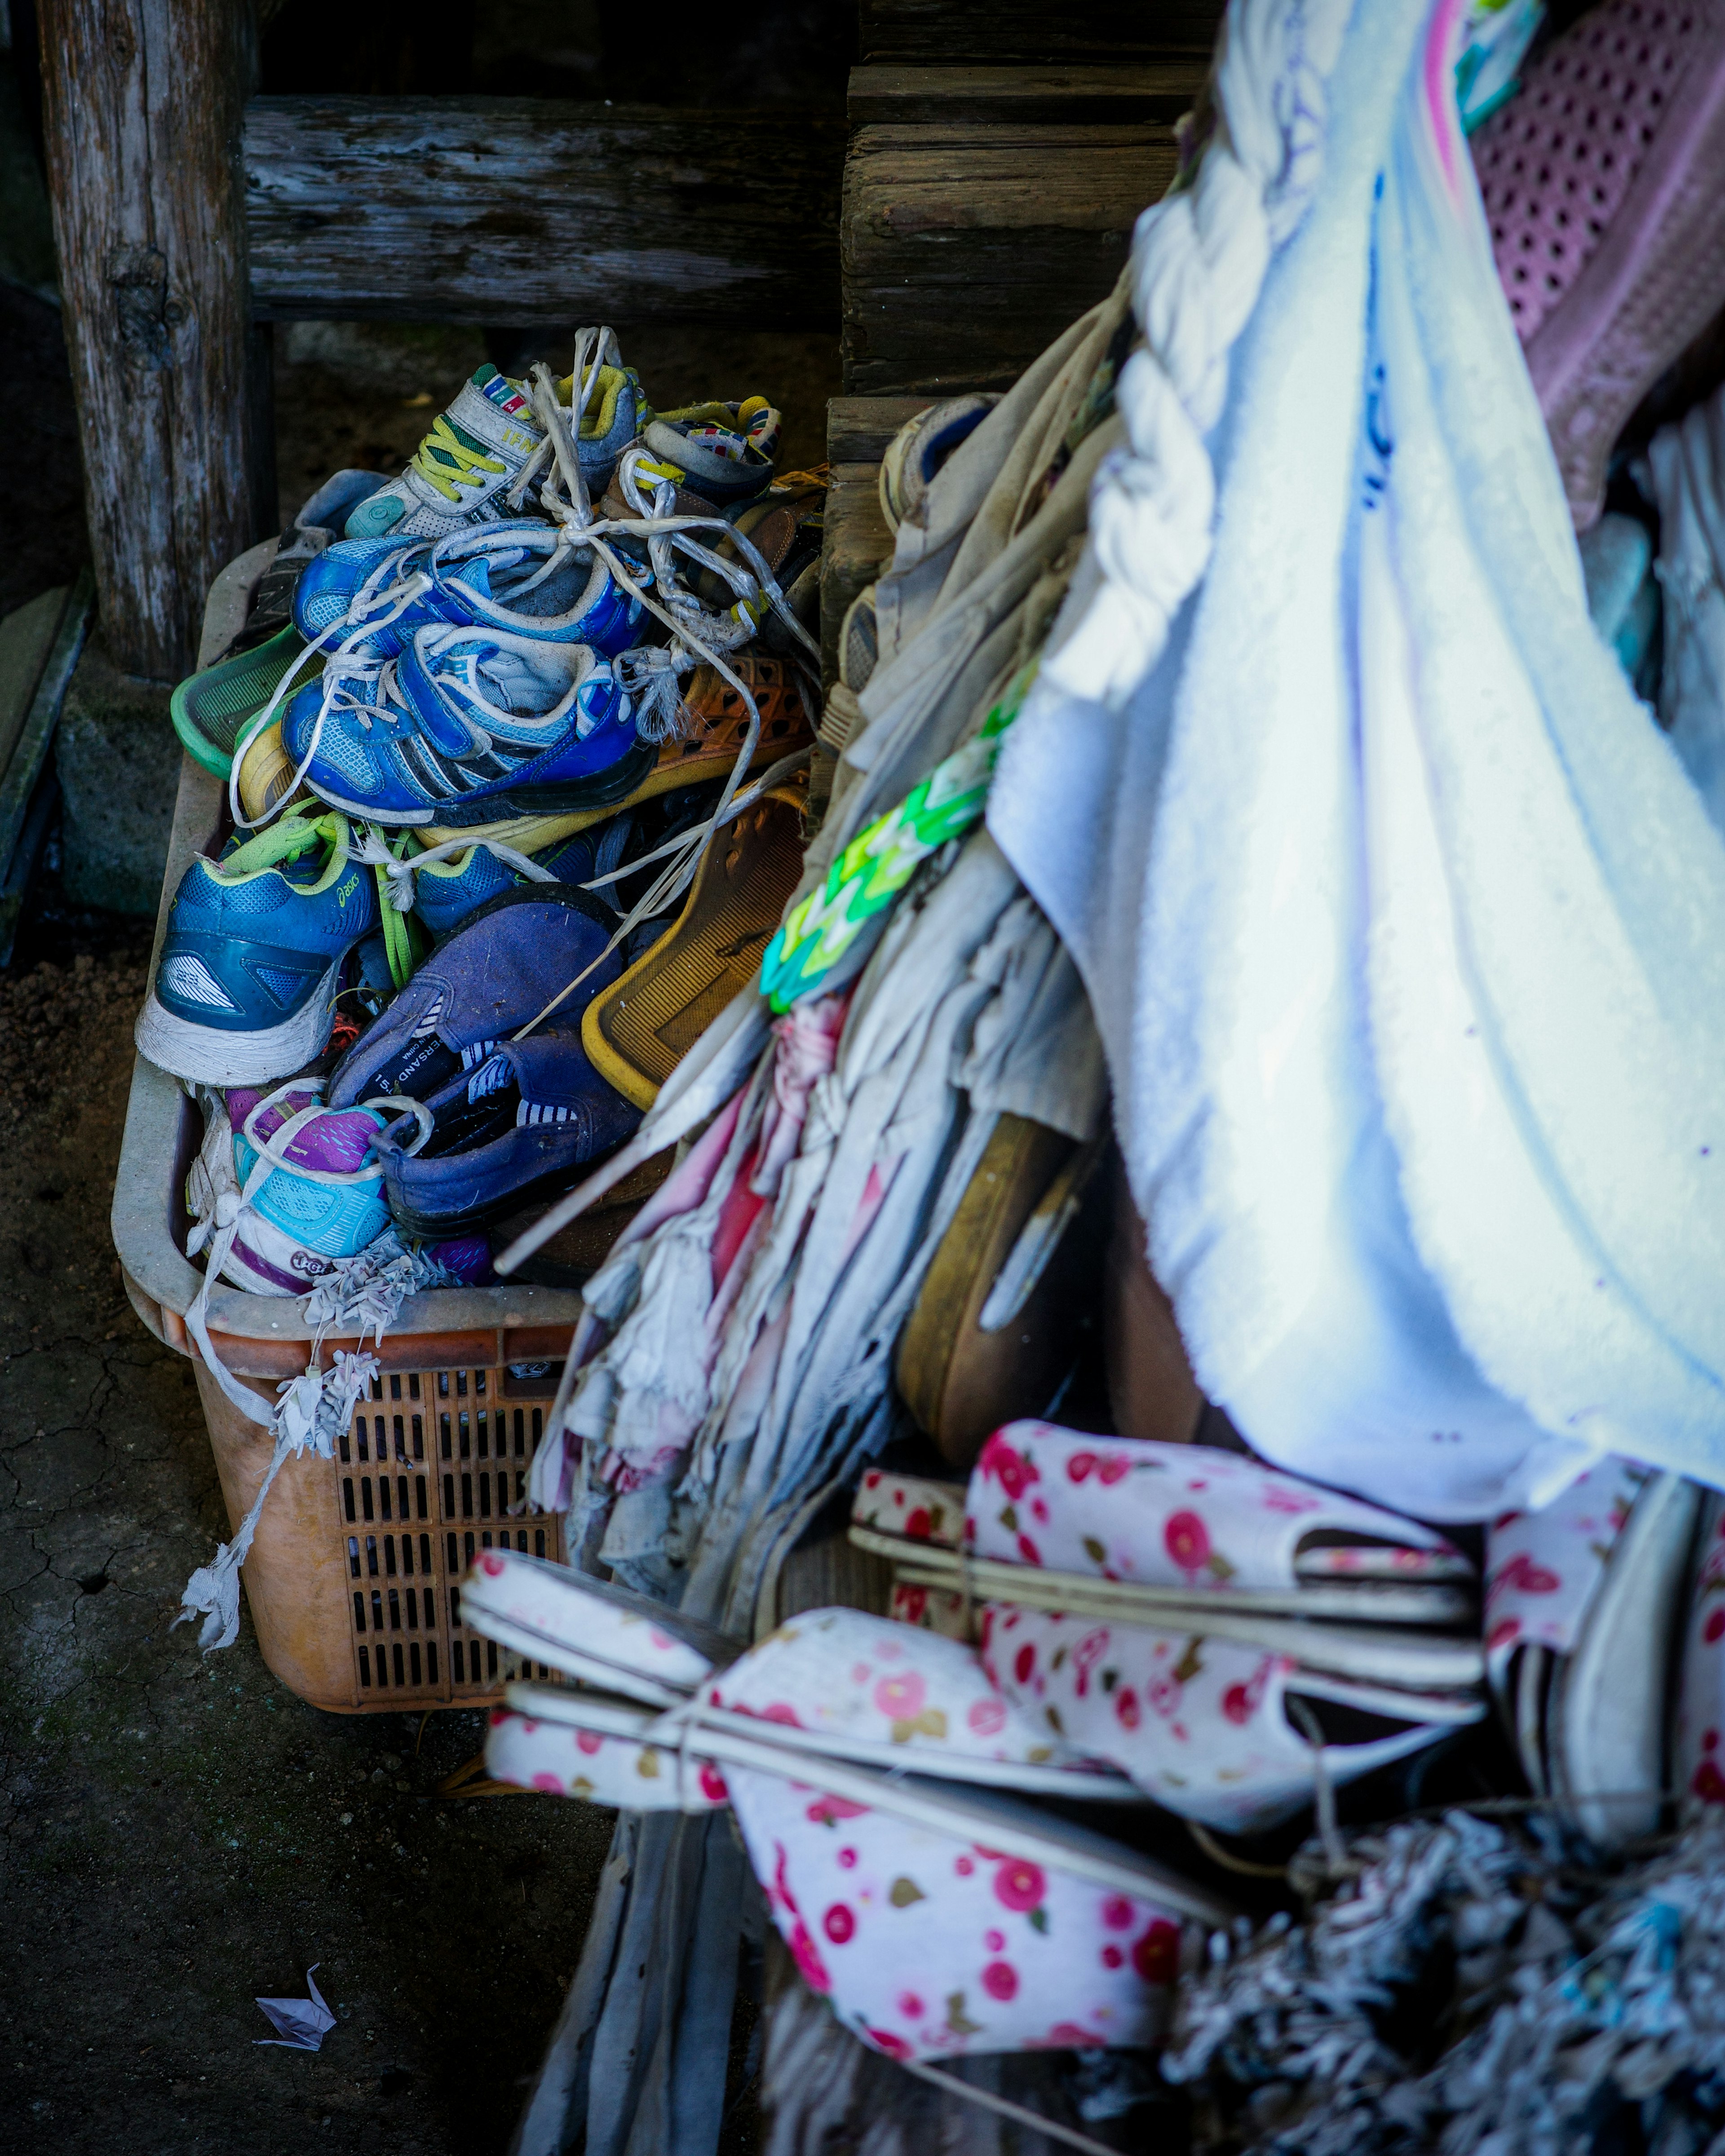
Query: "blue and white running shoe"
136 810 382 1086
282 626 655 828
293 521 645 662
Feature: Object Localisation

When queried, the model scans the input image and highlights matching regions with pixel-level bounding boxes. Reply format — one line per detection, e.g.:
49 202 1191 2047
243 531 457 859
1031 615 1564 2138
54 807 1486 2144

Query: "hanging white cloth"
991 0 1725 1519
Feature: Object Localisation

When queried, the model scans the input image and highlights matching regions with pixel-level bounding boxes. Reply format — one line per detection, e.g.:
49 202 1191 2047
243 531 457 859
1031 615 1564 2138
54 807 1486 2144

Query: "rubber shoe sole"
133 954 345 1087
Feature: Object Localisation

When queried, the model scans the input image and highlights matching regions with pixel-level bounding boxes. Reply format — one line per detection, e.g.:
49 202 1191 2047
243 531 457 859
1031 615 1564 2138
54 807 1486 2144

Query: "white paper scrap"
254 1962 338 2051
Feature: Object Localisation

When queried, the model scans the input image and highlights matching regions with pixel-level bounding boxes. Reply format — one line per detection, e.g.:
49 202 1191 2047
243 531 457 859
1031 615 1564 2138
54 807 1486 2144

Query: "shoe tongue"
445 369 543 459
448 553 494 600
473 364 534 421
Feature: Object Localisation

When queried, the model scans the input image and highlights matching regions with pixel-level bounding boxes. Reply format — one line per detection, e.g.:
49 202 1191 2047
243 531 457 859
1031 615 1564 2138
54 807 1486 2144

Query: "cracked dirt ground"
0 930 622 2152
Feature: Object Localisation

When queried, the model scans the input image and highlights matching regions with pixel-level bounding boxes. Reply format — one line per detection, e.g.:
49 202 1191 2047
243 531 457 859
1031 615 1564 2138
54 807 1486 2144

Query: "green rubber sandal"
169 627 320 778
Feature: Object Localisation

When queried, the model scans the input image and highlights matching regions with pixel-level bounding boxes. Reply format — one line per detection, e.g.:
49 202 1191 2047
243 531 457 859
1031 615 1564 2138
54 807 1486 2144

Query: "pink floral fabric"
1676 1492 1725 1820
969 1423 1464 1591
978 1604 1464 1833
725 1764 1181 2060
460 1547 719 1695
1482 1456 1649 1692
852 1469 967 1550
705 1608 1105 1781
485 1704 727 1812
890 1580 971 1640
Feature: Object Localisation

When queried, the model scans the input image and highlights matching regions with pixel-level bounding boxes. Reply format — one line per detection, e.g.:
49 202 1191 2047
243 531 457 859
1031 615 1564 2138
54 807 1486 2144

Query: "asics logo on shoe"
336 872 361 905
160 952 239 1012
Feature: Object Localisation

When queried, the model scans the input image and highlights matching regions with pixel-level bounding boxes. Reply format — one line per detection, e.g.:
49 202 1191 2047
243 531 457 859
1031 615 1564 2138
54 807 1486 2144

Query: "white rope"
1043 0 1355 709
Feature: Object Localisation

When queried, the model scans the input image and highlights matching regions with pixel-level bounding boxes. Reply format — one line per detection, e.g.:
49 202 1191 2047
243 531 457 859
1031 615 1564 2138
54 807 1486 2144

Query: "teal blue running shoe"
408 813 641 942
135 810 383 1087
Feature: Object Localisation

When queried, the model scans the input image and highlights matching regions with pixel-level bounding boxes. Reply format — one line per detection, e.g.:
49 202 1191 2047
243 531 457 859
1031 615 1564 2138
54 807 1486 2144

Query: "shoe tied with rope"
602 397 782 521
372 1028 642 1237
345 362 650 543
293 521 645 660
405 773 734 942
282 626 652 828
408 809 641 943
213 1087 394 1293
135 809 382 1086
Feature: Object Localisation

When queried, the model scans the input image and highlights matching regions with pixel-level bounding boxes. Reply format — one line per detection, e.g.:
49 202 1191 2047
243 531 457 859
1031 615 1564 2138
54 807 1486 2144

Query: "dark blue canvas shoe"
328 886 623 1110
372 1029 641 1234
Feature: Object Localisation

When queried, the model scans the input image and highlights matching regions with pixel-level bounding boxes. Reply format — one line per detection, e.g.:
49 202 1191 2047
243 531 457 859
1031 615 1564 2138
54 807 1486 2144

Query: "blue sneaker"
373 1029 641 1235
409 811 641 942
329 886 623 1109
283 626 655 828
344 355 650 543
293 521 644 660
136 811 382 1086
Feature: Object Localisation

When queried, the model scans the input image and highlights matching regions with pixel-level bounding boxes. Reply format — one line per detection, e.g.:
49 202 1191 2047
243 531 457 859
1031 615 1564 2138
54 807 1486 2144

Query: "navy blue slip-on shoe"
327 885 622 1109
373 1029 641 1235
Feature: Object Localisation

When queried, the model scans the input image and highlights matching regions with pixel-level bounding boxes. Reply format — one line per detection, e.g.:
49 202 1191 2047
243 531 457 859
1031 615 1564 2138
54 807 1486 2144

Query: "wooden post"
35 0 271 683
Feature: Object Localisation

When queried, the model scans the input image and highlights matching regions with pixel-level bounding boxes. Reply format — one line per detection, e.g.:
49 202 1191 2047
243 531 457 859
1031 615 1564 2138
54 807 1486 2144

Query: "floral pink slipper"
1471 0 1725 528
1673 1492 1725 1822
485 1684 729 1811
690 1606 1132 1799
1486 1458 1701 1847
455 1546 740 1706
866 1425 1478 1654
852 1469 972 1639
726 1763 1202 2063
979 1602 1482 1833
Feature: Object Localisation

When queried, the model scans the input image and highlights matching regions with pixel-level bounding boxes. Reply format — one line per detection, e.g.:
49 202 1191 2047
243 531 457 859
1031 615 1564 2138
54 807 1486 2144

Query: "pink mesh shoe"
1473 0 1725 528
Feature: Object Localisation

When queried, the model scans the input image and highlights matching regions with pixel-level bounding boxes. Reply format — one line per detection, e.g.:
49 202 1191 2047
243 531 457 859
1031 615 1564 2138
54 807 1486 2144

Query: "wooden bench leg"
35 0 272 683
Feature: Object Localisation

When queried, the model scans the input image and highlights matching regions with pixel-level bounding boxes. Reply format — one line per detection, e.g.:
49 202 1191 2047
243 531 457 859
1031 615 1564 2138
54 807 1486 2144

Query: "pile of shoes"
136 327 823 1282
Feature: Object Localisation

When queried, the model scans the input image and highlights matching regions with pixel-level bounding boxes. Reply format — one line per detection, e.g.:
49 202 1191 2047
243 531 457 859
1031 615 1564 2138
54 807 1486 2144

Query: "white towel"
993 0 1725 1517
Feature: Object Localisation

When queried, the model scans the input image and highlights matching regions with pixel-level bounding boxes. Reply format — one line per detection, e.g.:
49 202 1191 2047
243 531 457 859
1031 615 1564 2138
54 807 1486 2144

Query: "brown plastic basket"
115 751 590 1714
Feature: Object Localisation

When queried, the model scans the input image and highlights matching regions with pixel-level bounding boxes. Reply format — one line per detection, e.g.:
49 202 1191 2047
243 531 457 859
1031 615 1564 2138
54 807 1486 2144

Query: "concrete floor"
0 284 840 2154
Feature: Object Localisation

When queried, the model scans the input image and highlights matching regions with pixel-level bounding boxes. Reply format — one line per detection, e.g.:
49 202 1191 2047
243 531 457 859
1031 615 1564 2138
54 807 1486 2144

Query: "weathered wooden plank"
820 459 893 689
826 394 933 465
38 0 271 680
849 61 1206 127
843 124 1177 396
859 0 1223 63
243 98 845 326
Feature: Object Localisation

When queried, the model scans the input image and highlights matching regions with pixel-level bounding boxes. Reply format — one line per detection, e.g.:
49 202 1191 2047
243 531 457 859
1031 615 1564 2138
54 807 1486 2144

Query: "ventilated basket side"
198 1356 567 1714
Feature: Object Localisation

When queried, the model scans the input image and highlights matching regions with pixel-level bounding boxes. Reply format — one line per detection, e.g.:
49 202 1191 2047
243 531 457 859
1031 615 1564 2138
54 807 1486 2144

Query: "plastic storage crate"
113 751 590 1713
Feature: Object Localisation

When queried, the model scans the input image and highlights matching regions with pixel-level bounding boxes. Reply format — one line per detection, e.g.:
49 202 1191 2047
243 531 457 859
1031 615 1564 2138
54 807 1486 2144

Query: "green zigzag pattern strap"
759 667 1036 1013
